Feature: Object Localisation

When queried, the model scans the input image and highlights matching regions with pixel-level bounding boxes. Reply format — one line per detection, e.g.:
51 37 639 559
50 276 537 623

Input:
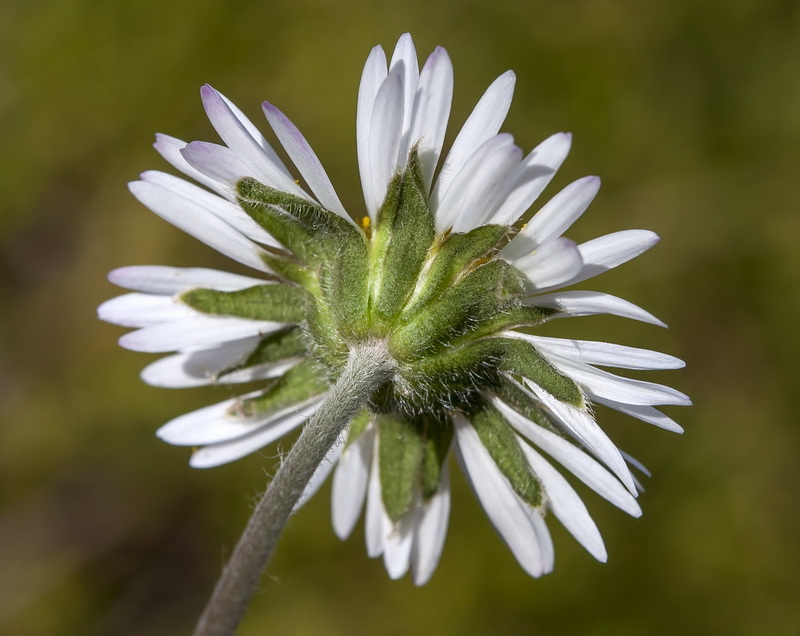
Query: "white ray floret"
526 290 667 327
262 100 351 223
332 425 376 539
409 463 451 586
454 416 553 577
500 174 600 260
487 132 573 227
431 71 516 212
118 315 283 353
128 180 273 273
494 395 642 516
108 266 265 295
188 400 324 469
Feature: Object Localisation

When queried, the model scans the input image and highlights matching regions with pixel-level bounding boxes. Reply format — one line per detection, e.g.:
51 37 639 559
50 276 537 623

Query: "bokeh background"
1 0 797 634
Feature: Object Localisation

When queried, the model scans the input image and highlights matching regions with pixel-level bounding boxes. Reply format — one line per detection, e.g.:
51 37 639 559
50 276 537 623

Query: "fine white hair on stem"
193 341 395 636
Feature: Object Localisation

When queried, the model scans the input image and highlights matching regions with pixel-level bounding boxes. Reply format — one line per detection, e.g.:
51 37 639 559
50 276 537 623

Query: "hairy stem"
193 340 394 636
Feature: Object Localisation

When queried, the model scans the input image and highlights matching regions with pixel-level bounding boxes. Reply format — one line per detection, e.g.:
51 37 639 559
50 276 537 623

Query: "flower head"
100 34 689 585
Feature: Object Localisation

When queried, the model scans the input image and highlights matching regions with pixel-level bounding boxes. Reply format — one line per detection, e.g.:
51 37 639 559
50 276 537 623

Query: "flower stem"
193 340 394 636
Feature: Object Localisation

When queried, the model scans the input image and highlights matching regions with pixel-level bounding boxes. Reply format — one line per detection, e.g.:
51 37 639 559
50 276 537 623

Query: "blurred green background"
1 0 797 634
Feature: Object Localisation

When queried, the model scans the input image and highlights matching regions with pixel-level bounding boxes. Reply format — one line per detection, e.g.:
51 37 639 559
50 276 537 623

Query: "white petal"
621 450 651 477
407 46 453 192
140 170 280 247
128 180 272 273
357 45 388 219
528 510 555 574
368 66 405 218
576 229 660 279
520 441 606 561
362 424 414 578
261 101 352 223
447 136 523 234
435 133 518 232
522 381 637 494
157 389 259 445
494 395 641 516
98 293 194 327
501 175 600 260
514 334 685 370
411 463 451 586
180 140 254 186
108 266 265 295
526 290 667 327
453 415 548 577
382 516 414 580
332 425 375 540
537 230 660 292
592 396 684 433
142 349 297 388
119 315 282 353
489 132 573 227
217 90 292 178
514 237 584 289
159 393 321 447
365 438 385 558
389 33 420 165
200 85 308 198
432 71 516 210
153 133 229 198
294 437 343 511
189 400 322 468
545 354 692 407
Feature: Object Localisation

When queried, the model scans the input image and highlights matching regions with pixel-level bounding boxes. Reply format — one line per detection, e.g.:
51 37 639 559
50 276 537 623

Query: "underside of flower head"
99 33 689 585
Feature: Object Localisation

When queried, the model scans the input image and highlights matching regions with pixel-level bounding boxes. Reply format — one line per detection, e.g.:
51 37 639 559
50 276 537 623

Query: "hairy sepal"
492 375 563 435
345 409 373 446
377 414 425 522
369 150 436 329
180 284 309 323
377 413 452 521
469 404 543 507
403 224 509 318
375 338 507 417
236 359 329 418
390 259 525 360
236 178 369 338
498 338 584 407
217 327 307 379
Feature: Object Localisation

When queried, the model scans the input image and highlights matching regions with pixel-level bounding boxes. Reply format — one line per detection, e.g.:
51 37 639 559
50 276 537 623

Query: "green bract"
177 150 582 506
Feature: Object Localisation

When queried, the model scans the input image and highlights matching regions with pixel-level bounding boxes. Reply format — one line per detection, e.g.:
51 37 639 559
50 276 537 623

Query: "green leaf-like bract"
181 284 309 323
378 414 425 521
345 409 373 446
236 359 329 418
493 375 561 434
377 413 452 521
234 327 306 367
236 178 370 339
390 259 525 360
402 224 509 318
497 338 584 407
369 149 436 329
469 404 543 507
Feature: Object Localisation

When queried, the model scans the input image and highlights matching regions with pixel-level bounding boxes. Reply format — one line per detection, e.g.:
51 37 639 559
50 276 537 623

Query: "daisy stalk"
100 33 689 635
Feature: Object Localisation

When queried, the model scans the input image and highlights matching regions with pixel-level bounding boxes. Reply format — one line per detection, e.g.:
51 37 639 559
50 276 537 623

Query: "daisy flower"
99 33 689 585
